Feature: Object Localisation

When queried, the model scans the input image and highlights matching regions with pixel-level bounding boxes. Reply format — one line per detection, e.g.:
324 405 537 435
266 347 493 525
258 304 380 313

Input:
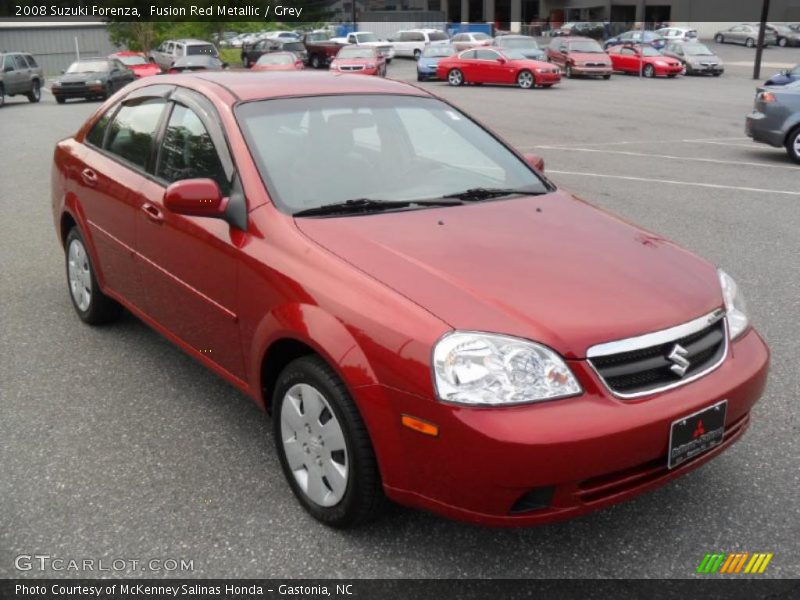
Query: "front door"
136 95 246 380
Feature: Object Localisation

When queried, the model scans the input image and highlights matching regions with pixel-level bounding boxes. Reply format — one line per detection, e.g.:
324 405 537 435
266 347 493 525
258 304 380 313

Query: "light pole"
753 0 770 80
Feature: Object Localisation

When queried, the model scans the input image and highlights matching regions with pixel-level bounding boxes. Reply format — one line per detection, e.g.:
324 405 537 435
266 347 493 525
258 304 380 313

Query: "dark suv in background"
0 52 44 107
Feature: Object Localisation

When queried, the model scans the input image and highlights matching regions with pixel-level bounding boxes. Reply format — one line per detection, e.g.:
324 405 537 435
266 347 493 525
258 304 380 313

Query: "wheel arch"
252 304 379 414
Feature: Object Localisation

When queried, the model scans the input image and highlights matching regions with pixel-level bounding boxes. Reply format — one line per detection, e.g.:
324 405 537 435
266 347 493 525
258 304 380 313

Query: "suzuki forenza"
52 72 769 528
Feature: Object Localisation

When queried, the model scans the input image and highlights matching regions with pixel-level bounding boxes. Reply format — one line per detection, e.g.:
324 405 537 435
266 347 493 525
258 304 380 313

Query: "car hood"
568 51 610 63
295 191 722 358
56 72 107 83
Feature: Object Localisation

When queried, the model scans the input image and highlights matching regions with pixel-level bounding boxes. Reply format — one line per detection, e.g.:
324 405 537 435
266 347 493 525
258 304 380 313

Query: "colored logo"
697 552 773 574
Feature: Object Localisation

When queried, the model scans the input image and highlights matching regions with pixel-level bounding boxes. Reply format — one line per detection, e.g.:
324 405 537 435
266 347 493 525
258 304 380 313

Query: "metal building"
0 22 116 76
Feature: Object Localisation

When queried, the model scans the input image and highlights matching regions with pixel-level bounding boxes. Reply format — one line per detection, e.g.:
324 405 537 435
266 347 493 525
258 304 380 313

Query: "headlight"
718 269 749 340
432 331 581 406
90 79 103 85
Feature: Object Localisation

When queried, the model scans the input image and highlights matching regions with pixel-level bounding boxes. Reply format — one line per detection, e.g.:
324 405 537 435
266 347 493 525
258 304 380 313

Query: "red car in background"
252 52 305 72
546 36 613 79
330 46 386 76
109 52 161 78
607 44 683 78
437 48 561 89
51 72 768 529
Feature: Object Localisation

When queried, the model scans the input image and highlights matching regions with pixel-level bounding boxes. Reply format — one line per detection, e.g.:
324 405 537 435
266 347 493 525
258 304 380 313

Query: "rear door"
136 89 246 380
76 89 172 309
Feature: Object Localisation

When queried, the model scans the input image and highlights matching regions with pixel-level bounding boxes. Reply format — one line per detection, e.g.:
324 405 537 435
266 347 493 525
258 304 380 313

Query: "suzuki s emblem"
668 344 691 377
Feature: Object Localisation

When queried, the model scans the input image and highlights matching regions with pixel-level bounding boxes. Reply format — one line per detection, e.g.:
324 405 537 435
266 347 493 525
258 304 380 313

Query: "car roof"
170 71 431 102
172 39 214 45
558 36 598 42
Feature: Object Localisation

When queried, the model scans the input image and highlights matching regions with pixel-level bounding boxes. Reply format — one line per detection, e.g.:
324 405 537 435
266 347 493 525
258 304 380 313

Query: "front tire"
56 96 65 104
565 64 574 78
602 73 611 80
746 38 755 48
0 84 4 108
517 69 534 89
273 356 385 528
27 79 41 103
64 227 121 325
643 64 655 78
786 127 800 164
447 68 464 86
413 49 421 60
310 54 321 69
778 37 787 47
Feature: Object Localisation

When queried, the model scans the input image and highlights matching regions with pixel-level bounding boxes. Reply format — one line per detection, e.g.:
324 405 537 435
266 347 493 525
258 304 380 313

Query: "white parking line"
548 170 800 196
682 140 760 149
532 145 798 170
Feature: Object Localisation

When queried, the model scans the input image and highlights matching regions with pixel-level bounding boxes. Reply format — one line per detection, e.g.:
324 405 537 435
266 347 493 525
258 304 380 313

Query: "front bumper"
417 65 439 79
571 65 613 76
52 84 104 98
360 328 769 526
655 64 684 76
534 71 562 84
687 64 724 75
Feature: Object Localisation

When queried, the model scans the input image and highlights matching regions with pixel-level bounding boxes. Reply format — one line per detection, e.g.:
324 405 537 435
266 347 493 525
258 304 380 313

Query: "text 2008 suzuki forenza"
52 73 769 528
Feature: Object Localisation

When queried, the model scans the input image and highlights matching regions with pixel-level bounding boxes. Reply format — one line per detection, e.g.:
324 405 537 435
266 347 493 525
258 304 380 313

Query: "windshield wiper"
442 187 543 201
293 197 462 217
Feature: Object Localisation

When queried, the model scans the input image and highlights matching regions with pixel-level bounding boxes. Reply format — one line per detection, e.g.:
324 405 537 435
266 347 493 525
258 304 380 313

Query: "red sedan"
252 52 305 72
329 46 386 76
437 48 561 88
109 51 161 78
607 44 683 77
52 72 768 528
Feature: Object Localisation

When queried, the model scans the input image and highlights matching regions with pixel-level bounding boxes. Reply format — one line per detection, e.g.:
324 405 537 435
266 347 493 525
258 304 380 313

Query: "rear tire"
413 49 421 60
27 79 41 103
746 38 755 48
602 73 611 80
310 54 321 69
273 355 385 529
447 68 464 86
64 227 122 325
0 84 4 108
786 127 800 164
56 96 66 104
714 34 724 43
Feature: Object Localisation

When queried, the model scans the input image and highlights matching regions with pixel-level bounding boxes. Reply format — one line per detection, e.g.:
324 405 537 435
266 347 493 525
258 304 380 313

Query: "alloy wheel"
448 69 463 86
68 238 92 312
280 383 349 507
517 70 534 89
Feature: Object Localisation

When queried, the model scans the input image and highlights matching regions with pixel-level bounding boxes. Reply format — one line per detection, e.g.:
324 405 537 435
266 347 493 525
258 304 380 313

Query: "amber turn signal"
401 414 439 437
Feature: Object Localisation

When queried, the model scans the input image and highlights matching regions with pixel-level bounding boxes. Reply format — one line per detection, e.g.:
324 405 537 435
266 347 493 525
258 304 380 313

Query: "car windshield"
682 44 714 56
641 46 662 56
306 32 329 42
473 33 490 40
67 61 109 73
568 40 604 52
258 53 294 65
186 44 217 56
117 56 147 66
338 48 374 59
498 37 538 49
236 95 548 215
422 46 455 57
283 42 305 52
358 33 379 42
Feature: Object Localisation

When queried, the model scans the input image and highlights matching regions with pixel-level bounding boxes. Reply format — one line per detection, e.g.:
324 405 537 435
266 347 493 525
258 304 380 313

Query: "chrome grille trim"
586 309 729 399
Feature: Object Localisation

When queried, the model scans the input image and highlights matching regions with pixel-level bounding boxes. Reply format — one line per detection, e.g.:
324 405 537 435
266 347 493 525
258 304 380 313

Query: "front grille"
339 65 364 71
585 62 607 67
588 313 727 397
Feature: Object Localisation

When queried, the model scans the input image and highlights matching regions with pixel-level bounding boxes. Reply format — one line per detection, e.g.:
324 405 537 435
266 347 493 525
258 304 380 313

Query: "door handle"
80 168 98 187
141 202 164 223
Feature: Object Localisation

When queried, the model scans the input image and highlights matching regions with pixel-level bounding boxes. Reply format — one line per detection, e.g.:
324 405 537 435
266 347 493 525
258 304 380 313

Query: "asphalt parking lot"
1 41 799 579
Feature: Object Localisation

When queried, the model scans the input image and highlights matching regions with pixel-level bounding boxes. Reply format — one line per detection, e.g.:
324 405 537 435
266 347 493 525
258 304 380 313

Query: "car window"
620 47 636 55
412 33 425 42
3 55 12 70
475 49 499 60
24 55 38 68
461 50 477 59
86 109 115 148
186 44 217 56
13 55 28 69
105 99 167 170
157 104 229 194
429 32 448 41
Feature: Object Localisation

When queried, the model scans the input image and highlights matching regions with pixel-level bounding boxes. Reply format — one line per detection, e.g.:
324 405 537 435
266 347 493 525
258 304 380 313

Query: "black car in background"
242 39 308 68
51 58 134 104
551 22 606 40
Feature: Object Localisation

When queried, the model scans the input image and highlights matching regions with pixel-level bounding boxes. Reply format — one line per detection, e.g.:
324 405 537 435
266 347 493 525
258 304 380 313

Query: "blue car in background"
765 64 800 86
605 30 666 50
417 44 456 81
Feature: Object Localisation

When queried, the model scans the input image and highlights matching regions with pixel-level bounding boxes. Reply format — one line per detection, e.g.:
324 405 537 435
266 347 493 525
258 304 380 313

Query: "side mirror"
164 179 227 219
497 57 507 64
523 153 545 173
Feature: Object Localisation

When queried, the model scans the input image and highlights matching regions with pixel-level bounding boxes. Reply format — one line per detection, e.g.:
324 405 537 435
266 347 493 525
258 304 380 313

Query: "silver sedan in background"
746 80 800 163
662 42 724 76
714 24 777 47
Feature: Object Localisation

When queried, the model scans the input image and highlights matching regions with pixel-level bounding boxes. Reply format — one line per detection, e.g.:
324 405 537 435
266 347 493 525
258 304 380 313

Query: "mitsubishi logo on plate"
668 344 691 377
